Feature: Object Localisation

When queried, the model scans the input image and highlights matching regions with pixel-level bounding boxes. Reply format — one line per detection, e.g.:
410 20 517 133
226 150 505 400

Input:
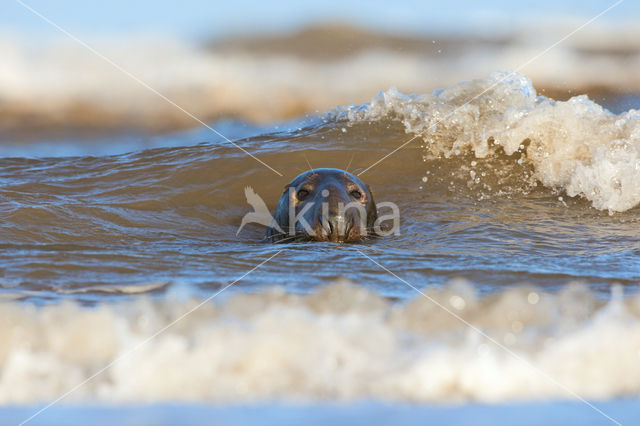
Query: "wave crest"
331 72 640 212
1 280 639 403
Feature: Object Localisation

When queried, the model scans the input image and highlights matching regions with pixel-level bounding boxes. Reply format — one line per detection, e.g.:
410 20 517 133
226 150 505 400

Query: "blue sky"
3 0 637 41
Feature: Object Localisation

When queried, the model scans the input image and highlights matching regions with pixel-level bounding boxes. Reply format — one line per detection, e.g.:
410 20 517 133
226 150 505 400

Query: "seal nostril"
326 215 349 241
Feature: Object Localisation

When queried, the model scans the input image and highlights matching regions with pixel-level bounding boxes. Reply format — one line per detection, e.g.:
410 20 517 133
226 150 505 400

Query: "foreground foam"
332 72 640 212
1 280 639 404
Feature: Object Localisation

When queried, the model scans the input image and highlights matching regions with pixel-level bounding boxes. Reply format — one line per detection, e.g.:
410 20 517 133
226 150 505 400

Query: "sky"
3 0 638 41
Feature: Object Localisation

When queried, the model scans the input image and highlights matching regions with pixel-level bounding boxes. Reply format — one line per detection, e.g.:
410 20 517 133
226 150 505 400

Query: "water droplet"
449 295 466 310
612 177 622 191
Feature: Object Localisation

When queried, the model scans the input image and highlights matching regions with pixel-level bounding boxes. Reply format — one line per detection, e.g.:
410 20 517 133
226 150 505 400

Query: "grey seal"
265 168 378 242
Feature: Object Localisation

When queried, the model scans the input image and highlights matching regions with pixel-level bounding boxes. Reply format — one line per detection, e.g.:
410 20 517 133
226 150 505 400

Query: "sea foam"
2 23 640 127
1 280 639 404
331 72 640 213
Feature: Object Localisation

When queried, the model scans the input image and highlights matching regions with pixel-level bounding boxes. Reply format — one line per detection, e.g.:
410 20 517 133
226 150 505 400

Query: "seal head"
265 168 377 242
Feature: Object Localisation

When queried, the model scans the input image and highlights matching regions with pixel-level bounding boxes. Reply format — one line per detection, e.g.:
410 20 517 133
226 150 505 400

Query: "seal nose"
326 213 349 242
309 184 360 242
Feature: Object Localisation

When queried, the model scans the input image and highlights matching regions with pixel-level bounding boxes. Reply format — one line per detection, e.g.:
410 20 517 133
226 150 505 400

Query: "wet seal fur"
265 168 378 243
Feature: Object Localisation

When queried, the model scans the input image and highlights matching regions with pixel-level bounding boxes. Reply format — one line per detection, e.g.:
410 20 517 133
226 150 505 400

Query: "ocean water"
1 71 639 416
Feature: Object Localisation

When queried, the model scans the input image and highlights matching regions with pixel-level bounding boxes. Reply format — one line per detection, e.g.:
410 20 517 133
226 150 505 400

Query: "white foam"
58 281 170 295
1 23 640 124
332 72 640 212
1 280 639 404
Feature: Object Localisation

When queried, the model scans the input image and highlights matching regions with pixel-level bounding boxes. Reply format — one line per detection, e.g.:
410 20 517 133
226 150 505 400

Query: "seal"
265 168 378 243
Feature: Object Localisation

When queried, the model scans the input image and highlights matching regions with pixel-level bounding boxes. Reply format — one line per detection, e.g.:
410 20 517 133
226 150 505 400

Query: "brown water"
2 73 639 303
1 73 640 406
3 120 638 302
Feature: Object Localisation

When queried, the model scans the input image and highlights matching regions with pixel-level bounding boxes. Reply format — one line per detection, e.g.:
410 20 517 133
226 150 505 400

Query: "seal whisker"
303 153 314 174
266 232 294 239
345 153 355 173
273 233 307 244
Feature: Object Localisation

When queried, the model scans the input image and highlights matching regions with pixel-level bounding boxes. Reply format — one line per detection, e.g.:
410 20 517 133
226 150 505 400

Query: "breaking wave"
1 280 639 404
331 72 640 213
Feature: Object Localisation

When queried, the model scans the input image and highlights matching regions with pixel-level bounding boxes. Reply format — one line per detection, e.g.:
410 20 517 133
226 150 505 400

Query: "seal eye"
350 189 363 199
297 189 309 200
